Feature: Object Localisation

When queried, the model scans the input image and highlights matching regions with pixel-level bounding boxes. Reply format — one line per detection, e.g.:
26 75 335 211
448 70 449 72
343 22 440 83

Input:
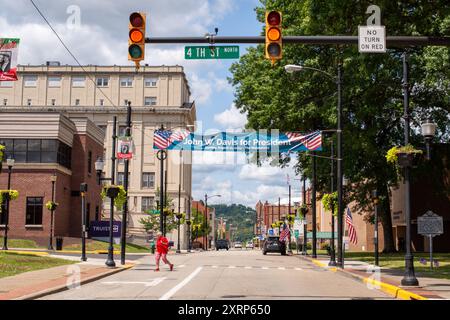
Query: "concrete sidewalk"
0 257 134 300
299 255 450 300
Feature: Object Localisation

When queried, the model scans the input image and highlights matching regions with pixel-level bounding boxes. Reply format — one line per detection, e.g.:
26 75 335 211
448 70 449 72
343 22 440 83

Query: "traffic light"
265 10 282 64
128 12 146 68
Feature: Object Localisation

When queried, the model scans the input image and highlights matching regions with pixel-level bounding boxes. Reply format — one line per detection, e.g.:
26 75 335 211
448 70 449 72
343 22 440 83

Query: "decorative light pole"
48 173 57 250
284 63 343 265
2 157 15 251
329 142 337 267
421 119 437 160
371 190 379 266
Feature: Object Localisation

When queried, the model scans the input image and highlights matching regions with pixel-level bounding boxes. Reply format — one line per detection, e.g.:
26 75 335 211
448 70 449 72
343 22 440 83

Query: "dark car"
216 239 229 250
262 236 286 255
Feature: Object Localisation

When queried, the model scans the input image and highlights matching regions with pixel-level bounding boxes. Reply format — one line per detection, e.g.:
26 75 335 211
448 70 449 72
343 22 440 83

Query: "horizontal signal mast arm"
145 36 450 46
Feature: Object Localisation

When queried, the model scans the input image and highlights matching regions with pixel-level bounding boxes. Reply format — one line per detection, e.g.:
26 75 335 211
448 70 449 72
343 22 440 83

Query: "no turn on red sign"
358 26 386 53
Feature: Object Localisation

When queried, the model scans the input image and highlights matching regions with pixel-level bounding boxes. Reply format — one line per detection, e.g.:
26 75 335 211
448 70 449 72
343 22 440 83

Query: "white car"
245 242 254 249
234 242 242 249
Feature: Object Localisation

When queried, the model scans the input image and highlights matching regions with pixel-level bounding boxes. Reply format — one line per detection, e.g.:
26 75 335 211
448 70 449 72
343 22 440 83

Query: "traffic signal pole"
121 102 132 265
145 35 450 46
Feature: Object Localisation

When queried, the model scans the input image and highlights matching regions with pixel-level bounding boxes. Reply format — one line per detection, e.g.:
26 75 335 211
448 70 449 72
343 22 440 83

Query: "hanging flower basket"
186 219 192 226
176 212 185 220
101 185 127 209
0 144 5 173
321 192 338 216
300 205 308 216
0 190 19 212
386 145 423 169
45 201 59 211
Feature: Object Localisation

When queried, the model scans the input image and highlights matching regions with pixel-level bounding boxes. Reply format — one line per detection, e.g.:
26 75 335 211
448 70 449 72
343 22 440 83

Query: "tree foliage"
229 0 450 252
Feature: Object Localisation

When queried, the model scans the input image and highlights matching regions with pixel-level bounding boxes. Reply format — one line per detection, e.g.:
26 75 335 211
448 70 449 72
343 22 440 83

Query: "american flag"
154 129 190 150
285 130 322 151
345 207 358 245
279 224 290 242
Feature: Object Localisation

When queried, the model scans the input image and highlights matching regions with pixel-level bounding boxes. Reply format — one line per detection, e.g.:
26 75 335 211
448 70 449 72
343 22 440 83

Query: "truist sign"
89 221 122 243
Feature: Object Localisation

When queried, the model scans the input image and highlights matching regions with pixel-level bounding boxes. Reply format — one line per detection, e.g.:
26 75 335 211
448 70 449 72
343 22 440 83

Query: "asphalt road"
40 249 391 300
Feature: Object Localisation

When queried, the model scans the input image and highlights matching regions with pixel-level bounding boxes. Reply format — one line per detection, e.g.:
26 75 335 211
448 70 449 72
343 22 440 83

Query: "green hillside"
211 204 256 242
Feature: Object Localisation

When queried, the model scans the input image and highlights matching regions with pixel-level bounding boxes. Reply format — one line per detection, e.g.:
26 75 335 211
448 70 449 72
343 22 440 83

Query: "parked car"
262 236 286 255
234 241 242 249
245 242 254 249
216 239 229 251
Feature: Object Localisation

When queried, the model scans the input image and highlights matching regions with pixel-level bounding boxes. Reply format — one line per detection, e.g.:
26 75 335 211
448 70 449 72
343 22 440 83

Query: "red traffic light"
267 11 281 26
130 12 144 28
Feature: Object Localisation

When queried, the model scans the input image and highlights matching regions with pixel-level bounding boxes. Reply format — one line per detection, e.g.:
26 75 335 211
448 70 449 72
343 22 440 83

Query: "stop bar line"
159 267 203 300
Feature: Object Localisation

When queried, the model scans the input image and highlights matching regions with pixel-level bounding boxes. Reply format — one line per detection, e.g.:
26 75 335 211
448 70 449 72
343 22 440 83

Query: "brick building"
191 200 215 249
0 112 104 245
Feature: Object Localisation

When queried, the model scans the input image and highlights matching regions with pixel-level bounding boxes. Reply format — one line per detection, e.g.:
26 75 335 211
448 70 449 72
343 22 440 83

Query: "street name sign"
185 45 239 59
358 26 386 53
418 211 443 236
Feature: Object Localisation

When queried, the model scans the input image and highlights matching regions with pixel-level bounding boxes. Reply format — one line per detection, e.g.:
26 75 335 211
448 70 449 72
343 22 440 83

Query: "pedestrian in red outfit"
154 231 174 272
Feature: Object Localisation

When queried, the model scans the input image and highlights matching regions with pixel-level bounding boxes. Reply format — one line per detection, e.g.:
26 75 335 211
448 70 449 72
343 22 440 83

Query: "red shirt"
156 236 169 254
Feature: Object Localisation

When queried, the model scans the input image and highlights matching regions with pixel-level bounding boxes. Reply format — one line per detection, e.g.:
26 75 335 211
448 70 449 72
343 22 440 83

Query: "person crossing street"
154 231 174 272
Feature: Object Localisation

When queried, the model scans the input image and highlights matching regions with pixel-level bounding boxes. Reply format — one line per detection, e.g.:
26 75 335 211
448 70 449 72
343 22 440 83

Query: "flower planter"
176 214 183 220
186 220 192 226
106 186 120 199
397 152 422 168
300 207 308 216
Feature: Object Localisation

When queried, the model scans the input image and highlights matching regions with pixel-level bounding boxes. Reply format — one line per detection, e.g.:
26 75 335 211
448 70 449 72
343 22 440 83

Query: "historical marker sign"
185 45 239 59
358 26 386 53
418 211 443 236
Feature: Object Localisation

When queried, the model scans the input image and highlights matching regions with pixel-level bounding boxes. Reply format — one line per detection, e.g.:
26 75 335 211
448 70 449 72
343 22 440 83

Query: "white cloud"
214 103 247 129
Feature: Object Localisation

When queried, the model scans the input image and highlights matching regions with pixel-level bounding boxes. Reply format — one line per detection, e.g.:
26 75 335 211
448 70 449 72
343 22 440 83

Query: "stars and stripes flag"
279 224 290 242
153 129 191 150
345 207 358 245
285 130 322 151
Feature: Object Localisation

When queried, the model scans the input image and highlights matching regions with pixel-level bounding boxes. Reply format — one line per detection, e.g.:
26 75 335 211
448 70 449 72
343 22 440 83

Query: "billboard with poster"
0 38 20 81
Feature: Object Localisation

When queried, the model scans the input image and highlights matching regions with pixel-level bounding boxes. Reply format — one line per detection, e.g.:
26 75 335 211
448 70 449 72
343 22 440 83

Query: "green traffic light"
128 44 143 59
267 43 281 57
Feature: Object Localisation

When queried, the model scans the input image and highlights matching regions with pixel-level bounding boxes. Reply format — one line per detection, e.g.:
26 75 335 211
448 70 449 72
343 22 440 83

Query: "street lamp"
2 157 15 250
285 63 343 265
48 173 57 250
421 119 437 160
204 194 221 250
371 190 379 267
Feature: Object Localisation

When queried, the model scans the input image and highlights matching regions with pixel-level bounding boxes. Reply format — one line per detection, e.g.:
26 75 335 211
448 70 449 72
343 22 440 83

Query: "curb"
15 263 135 300
4 250 49 257
307 257 428 300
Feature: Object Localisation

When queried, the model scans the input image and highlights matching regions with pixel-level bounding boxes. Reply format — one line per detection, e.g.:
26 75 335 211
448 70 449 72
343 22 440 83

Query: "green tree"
230 0 450 252
138 188 179 233
190 208 211 242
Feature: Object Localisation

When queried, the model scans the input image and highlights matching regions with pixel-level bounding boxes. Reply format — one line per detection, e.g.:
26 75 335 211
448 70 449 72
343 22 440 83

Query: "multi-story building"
0 63 196 248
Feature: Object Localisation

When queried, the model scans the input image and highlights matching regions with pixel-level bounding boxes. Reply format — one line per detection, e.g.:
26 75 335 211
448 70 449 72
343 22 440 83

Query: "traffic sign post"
358 26 386 53
418 211 444 270
185 45 239 59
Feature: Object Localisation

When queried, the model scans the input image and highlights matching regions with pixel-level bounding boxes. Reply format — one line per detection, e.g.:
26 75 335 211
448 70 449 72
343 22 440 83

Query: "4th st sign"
185 45 239 59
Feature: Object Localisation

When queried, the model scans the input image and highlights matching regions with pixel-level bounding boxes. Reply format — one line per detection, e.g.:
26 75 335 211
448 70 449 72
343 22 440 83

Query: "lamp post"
401 53 418 286
371 190 379 266
95 116 118 268
204 194 221 250
2 157 14 251
302 176 308 255
285 63 344 266
421 119 437 160
48 173 57 250
121 101 132 265
329 141 337 267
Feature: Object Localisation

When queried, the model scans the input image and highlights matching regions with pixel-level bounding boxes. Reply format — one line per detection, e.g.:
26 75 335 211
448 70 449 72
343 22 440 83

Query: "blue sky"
0 0 301 207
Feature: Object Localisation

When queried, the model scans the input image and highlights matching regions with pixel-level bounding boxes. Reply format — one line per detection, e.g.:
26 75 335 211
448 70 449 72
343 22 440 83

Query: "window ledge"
25 225 43 228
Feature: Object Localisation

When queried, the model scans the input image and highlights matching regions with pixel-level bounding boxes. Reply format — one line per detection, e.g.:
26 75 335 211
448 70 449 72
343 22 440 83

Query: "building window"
75 99 80 106
72 76 86 87
48 76 61 87
0 81 13 87
88 150 92 174
144 77 158 87
51 99 56 106
120 77 133 87
142 172 155 189
142 197 154 212
99 99 104 106
98 125 107 133
3 99 7 106
144 96 157 106
27 99 32 106
24 75 38 87
26 197 43 225
117 172 124 186
118 126 127 137
96 77 109 87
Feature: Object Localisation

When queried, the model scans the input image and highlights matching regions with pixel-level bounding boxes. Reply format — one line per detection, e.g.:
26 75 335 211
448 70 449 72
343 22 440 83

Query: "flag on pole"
345 207 357 245
279 224 290 242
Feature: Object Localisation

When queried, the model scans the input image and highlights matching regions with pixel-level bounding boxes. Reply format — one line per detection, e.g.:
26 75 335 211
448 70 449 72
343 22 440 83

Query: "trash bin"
56 237 63 251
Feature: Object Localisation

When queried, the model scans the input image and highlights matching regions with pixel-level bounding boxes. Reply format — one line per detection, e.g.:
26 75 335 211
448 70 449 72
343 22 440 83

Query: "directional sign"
358 26 386 53
185 45 239 59
418 211 443 236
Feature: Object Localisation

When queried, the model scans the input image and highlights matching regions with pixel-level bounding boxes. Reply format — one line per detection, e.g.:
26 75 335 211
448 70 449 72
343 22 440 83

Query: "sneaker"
170 264 174 271
155 268 160 272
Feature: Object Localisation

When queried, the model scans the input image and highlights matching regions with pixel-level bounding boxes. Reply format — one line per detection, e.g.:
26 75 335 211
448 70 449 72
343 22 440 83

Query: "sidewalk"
298 254 450 300
0 256 134 300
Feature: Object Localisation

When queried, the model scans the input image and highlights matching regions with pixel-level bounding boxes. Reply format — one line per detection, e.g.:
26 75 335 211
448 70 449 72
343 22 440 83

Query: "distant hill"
211 204 256 242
